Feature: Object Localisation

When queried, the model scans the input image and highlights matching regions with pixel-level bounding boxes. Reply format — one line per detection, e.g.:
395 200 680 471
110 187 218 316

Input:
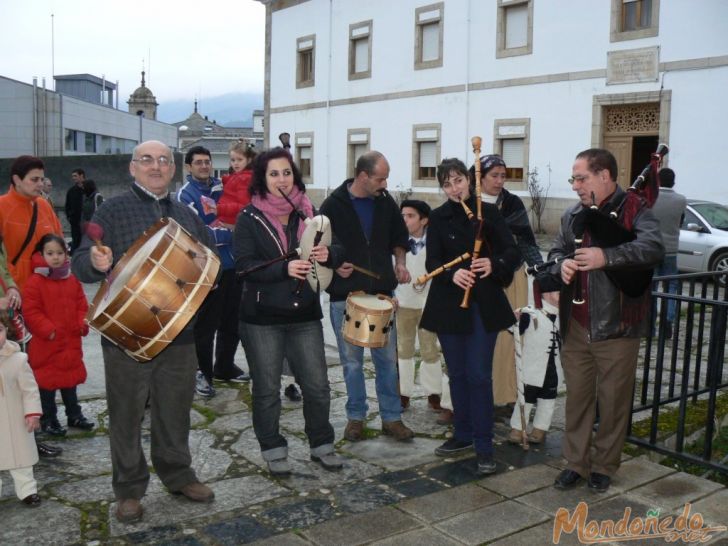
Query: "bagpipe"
528 143 668 300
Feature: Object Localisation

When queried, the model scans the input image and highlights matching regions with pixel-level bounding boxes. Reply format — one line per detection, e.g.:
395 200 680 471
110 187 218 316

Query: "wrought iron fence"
627 271 728 475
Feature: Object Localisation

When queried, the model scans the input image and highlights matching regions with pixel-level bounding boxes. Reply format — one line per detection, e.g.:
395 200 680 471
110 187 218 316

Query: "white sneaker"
195 371 216 398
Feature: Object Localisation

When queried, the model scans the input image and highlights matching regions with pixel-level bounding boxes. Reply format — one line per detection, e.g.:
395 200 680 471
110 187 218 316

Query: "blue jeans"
240 320 334 455
653 255 679 324
330 300 402 422
438 304 498 456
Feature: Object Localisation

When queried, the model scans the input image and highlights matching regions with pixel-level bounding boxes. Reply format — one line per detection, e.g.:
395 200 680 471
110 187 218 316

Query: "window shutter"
299 146 312 160
505 5 528 49
421 23 439 61
354 39 369 73
353 143 368 160
501 139 523 167
419 142 437 167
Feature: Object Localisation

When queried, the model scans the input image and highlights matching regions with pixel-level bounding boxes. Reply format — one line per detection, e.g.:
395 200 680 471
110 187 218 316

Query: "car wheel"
709 249 728 286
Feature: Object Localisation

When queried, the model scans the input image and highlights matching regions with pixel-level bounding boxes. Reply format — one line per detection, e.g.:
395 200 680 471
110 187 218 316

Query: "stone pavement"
1 286 726 545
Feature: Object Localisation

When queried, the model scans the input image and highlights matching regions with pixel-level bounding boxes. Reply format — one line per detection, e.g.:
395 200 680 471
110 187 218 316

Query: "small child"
21 234 93 437
0 309 43 507
202 142 256 228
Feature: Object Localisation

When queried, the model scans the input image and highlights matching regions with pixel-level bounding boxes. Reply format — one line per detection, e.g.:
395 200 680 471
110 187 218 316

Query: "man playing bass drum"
544 148 663 493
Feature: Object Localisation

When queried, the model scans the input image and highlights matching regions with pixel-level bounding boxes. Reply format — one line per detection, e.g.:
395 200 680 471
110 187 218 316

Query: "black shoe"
22 493 42 507
476 453 497 475
588 472 611 492
554 469 583 490
663 322 673 339
68 416 95 430
284 383 302 402
37 442 62 458
435 438 473 456
41 419 67 437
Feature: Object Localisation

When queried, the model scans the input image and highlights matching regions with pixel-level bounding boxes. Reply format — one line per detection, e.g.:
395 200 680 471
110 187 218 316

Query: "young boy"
394 200 447 413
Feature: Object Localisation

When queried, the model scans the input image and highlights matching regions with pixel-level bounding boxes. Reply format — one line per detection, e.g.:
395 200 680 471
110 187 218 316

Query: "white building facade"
257 0 728 230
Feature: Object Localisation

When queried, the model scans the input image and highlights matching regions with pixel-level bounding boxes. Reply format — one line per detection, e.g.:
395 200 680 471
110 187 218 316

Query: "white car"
678 200 728 284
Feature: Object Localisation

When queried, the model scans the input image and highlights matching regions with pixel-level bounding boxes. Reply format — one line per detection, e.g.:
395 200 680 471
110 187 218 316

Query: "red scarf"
251 186 313 249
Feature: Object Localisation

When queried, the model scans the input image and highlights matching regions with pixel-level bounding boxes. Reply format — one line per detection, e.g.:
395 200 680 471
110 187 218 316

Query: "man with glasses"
72 140 216 523
544 148 663 493
178 146 249 399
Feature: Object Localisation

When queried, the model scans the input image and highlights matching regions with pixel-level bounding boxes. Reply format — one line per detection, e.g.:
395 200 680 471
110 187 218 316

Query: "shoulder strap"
11 201 38 266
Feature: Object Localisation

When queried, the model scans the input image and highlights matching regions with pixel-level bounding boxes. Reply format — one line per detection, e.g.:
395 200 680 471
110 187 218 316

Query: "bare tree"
527 167 550 234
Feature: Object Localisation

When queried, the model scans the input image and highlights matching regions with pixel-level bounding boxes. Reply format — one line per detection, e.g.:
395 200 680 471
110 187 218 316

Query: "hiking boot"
381 420 414 441
115 498 143 523
428 394 442 411
436 409 454 425
476 453 497 475
528 428 546 444
400 395 410 410
344 419 364 442
435 438 473 456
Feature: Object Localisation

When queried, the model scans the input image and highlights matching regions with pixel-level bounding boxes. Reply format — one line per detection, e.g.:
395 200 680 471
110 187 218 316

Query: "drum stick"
351 264 381 280
413 252 470 287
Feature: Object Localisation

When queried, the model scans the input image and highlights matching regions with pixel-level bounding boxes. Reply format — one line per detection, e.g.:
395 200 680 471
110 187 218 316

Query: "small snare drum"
342 291 394 348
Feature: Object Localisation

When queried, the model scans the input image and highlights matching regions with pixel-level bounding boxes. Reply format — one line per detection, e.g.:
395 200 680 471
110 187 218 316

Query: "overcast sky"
1 0 266 104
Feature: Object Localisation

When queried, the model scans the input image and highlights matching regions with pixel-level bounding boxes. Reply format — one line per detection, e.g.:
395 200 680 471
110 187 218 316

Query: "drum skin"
342 291 394 348
86 218 220 362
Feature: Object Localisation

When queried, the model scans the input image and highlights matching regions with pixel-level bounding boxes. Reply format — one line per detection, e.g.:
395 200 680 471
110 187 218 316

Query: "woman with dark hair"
233 147 344 475
0 156 63 290
420 157 520 475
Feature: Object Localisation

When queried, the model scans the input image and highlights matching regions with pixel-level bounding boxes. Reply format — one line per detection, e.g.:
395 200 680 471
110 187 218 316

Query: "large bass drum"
87 218 220 362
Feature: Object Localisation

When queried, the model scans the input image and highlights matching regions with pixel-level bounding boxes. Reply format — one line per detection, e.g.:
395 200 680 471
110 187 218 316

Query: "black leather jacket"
547 186 664 342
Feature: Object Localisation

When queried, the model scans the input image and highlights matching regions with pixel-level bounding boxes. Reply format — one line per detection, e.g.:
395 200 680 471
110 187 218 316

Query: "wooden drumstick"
472 136 482 221
351 264 381 280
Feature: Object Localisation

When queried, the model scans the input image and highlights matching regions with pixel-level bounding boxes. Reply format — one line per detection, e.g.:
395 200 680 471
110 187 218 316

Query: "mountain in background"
157 92 263 126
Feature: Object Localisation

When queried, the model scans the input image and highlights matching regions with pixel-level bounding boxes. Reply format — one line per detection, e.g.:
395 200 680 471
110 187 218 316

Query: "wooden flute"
460 136 484 309
413 252 471 288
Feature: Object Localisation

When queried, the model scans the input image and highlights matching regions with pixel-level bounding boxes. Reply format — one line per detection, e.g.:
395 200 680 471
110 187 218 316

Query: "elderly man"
546 148 663 493
72 141 215 523
320 151 414 442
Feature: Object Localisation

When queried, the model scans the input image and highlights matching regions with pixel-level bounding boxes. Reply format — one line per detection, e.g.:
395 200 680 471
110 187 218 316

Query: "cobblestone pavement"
1 285 726 545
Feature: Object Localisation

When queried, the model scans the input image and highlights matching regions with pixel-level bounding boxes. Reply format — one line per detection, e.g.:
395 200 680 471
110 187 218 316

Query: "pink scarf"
251 186 314 249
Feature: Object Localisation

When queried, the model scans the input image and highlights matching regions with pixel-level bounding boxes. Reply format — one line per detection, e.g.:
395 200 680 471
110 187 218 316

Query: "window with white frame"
412 124 441 185
347 129 370 178
295 133 313 183
414 3 444 70
493 119 530 185
496 0 533 58
349 21 372 80
296 35 316 88
611 0 659 42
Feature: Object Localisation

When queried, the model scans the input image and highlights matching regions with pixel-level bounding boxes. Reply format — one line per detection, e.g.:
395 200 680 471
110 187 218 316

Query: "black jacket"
234 204 344 325
419 197 520 335
319 180 409 301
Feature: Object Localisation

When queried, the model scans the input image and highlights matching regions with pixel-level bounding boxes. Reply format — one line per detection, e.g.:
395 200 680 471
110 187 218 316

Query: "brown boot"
173 481 215 503
428 394 442 411
381 420 414 441
436 409 453 425
400 395 410 410
528 428 546 444
115 498 143 523
344 419 364 442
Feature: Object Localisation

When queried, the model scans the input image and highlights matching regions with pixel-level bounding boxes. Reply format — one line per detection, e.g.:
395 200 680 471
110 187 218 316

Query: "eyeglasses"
191 159 212 166
568 174 590 185
132 155 172 167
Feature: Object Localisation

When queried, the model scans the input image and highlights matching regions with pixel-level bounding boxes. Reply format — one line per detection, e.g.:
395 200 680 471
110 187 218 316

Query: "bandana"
479 154 507 175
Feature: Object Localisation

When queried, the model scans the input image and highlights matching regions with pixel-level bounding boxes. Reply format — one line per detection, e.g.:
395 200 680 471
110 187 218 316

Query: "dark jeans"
652 255 679 330
39 387 82 424
69 217 82 252
240 320 334 455
103 342 198 500
194 269 243 382
438 304 498 456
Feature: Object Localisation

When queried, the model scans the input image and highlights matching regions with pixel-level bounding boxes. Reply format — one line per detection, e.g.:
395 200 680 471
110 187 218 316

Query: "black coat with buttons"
419 197 519 335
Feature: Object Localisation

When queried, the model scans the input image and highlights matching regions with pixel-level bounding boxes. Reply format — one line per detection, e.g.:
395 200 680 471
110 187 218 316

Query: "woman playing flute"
420 158 520 474
233 147 344 475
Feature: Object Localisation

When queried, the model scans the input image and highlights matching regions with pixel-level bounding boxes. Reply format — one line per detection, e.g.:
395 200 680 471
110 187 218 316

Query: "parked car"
678 200 728 284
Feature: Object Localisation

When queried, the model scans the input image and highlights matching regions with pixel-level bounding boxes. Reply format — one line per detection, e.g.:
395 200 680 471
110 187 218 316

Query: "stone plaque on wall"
606 46 659 85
